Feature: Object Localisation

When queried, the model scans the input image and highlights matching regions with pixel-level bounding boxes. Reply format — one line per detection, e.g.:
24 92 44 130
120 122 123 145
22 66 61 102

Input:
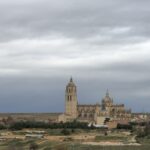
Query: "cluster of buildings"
58 78 133 126
0 77 149 129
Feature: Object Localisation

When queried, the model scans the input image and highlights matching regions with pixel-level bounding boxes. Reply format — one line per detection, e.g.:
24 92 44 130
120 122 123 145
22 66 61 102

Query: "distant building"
59 78 132 124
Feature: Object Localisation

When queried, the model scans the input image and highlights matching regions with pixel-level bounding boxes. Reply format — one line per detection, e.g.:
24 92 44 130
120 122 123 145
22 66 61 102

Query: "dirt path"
45 134 95 142
82 141 141 146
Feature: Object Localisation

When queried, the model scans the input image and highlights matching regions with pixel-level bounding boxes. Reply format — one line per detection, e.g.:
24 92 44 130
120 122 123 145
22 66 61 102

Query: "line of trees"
117 123 133 130
6 120 90 130
116 121 150 130
129 121 150 126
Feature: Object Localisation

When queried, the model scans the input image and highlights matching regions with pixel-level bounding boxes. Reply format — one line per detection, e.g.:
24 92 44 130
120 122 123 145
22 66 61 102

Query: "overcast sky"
0 0 150 113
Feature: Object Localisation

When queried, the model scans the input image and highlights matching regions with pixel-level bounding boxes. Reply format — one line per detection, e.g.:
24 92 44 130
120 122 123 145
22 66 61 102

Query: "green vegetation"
0 124 6 130
135 123 150 146
29 142 39 150
95 135 128 142
117 123 132 130
0 120 149 149
69 145 150 150
9 120 89 130
136 123 150 138
0 140 150 150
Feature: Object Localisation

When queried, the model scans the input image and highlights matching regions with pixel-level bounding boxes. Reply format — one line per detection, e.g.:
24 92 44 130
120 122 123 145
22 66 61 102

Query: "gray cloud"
0 0 150 41
0 0 149 112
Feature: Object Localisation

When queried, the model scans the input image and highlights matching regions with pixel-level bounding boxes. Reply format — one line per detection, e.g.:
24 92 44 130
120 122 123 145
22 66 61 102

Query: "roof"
66 77 76 87
78 104 101 107
102 90 113 102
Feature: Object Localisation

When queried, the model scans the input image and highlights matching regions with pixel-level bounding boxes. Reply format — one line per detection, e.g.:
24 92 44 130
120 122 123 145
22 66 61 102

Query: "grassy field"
0 128 150 150
95 135 128 141
0 139 150 150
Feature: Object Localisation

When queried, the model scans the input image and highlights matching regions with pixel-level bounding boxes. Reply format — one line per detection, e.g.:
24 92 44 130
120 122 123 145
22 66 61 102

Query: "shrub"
29 143 38 150
9 120 89 130
144 124 150 136
117 123 132 130
0 124 6 130
61 128 71 135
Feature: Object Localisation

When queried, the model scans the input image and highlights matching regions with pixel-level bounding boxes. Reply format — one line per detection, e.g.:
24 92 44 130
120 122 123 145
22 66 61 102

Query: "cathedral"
59 78 131 124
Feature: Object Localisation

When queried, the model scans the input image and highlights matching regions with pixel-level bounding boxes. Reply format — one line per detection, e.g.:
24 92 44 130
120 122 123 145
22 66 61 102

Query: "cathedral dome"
102 90 113 103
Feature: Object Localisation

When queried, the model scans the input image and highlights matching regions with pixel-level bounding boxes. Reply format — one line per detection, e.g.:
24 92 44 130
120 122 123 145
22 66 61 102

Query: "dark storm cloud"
0 0 150 112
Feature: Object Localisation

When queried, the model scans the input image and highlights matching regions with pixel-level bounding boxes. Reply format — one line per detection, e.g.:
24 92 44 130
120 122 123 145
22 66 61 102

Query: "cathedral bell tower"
65 77 78 118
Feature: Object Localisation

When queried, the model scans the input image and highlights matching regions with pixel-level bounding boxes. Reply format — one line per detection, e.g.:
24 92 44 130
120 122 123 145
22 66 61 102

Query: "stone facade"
63 78 131 124
65 77 78 119
101 90 131 119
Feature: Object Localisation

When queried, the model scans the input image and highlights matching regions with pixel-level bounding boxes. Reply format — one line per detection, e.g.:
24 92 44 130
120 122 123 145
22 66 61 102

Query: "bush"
145 124 150 136
29 143 38 150
137 128 146 138
0 124 6 130
61 128 71 135
136 124 150 138
71 129 75 133
9 120 89 130
117 123 132 130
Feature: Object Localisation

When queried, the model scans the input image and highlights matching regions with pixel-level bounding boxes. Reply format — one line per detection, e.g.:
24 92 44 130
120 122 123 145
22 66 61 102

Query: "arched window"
84 114 87 118
90 114 93 118
112 109 115 113
78 114 81 117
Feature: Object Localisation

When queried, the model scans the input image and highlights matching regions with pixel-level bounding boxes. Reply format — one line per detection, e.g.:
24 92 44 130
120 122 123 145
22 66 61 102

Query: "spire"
67 77 76 87
106 89 109 97
70 76 73 82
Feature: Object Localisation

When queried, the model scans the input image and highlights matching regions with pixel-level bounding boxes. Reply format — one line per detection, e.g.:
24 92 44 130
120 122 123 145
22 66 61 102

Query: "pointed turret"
70 77 73 82
106 89 109 97
67 77 76 87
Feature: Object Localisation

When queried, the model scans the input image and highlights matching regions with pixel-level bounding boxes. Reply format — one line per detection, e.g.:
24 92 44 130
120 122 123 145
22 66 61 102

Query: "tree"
29 143 38 150
144 124 150 136
61 128 70 135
